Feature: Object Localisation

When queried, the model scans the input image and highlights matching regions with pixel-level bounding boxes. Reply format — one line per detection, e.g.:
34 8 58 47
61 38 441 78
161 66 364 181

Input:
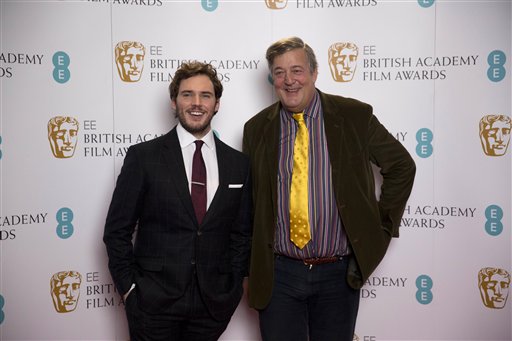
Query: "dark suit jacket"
243 90 415 309
103 127 252 321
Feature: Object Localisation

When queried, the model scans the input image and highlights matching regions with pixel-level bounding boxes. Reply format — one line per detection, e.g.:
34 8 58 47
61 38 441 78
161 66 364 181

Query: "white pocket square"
228 184 243 188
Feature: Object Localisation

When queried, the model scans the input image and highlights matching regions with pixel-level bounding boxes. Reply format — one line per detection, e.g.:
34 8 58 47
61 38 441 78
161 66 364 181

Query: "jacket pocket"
218 262 233 274
136 257 163 272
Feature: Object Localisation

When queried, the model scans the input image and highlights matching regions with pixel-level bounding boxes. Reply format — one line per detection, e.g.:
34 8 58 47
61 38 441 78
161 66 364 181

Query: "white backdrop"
0 0 511 340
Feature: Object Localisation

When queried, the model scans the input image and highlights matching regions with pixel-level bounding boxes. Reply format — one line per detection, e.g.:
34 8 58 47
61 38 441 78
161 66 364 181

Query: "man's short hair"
168 61 223 101
266 36 318 74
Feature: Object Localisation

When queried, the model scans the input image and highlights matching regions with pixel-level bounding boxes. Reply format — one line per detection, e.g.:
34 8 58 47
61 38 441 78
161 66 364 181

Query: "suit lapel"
320 91 345 190
263 104 281 217
202 136 227 225
162 128 198 226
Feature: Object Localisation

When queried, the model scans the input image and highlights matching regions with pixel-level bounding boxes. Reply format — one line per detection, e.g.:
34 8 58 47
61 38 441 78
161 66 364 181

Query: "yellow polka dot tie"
290 113 311 249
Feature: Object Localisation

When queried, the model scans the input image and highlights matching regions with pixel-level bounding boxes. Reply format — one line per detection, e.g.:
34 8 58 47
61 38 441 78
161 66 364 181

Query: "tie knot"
194 140 204 150
292 113 305 123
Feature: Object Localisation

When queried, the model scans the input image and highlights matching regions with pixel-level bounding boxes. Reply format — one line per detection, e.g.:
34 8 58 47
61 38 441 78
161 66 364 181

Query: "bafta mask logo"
479 115 511 156
115 41 145 82
478 267 510 309
50 271 82 313
328 42 359 82
265 0 287 9
48 116 79 159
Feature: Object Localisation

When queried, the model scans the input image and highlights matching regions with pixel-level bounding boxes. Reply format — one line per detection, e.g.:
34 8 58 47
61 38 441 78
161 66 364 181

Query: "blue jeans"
259 255 360 341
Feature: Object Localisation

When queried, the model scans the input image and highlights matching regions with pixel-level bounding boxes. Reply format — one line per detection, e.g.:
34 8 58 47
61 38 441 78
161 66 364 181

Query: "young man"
104 61 252 341
243 37 416 341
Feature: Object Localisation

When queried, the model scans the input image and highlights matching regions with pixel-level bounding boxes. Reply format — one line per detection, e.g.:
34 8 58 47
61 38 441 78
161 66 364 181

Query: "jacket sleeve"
367 114 416 237
230 162 253 278
103 146 145 295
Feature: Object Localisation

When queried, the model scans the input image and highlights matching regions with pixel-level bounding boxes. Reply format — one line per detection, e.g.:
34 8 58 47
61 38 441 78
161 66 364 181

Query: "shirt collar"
176 123 215 150
281 89 320 121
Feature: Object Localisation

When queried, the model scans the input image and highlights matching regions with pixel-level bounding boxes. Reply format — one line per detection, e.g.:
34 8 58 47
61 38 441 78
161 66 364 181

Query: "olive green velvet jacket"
242 90 416 309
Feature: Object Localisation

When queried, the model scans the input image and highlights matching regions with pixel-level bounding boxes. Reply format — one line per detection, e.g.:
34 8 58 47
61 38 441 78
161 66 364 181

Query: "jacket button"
191 259 196 265
197 231 202 236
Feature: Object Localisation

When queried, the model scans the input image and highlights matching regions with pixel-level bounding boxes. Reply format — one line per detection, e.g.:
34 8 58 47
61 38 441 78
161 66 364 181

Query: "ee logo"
56 207 74 239
487 50 506 82
416 128 433 158
418 0 435 8
485 205 503 236
53 51 70 84
201 0 218 11
0 294 4 324
416 274 433 304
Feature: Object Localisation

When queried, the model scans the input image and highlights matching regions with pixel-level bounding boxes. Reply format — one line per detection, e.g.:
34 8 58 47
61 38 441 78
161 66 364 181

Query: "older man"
243 37 415 341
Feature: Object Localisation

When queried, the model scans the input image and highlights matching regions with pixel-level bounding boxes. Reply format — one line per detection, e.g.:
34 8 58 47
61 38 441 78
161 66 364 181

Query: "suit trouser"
258 255 360 341
125 275 230 341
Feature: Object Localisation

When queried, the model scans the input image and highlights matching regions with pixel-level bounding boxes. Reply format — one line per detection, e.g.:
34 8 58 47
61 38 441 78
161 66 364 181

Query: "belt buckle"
303 259 314 270
303 257 317 266
303 257 321 269
303 256 340 269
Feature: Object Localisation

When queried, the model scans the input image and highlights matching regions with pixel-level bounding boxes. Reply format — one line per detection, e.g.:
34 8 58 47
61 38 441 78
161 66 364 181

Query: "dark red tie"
191 140 207 224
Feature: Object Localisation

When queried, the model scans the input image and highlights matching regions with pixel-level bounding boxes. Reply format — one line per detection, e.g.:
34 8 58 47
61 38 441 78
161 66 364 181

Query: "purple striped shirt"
275 91 349 259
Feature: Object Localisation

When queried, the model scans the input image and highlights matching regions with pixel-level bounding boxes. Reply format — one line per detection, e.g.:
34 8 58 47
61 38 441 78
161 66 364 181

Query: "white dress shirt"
177 123 219 209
